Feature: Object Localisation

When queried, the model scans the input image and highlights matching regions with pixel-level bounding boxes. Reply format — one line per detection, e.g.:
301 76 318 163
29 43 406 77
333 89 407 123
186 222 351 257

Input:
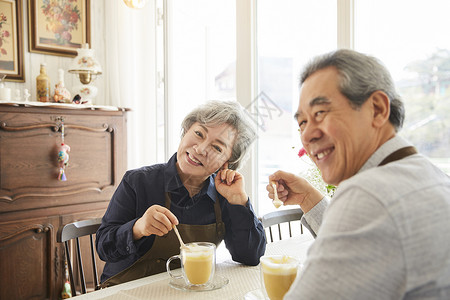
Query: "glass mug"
260 255 300 300
166 242 216 286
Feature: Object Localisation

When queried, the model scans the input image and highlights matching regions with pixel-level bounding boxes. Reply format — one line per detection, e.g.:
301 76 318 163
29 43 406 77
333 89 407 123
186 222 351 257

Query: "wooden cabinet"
0 216 57 299
0 104 128 300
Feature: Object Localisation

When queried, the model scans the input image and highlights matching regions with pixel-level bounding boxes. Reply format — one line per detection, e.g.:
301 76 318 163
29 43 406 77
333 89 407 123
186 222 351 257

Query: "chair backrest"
57 218 102 296
260 208 304 243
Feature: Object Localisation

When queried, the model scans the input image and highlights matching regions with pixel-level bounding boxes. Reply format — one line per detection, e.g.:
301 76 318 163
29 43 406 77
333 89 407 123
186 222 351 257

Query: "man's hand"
267 170 324 213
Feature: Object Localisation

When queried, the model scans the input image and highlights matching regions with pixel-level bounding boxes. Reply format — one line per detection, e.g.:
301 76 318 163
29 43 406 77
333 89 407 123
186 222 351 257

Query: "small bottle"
36 63 51 102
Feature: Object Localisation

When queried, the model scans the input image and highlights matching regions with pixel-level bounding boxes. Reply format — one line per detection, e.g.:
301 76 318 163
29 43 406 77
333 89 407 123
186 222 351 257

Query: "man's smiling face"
296 66 376 186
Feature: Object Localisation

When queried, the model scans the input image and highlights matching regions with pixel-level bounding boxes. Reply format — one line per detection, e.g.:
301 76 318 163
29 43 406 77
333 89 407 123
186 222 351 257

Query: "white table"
73 233 314 300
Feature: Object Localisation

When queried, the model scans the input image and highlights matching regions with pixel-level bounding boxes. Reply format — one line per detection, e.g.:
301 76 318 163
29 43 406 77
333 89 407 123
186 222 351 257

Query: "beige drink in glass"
182 243 215 284
260 255 300 300
167 242 216 286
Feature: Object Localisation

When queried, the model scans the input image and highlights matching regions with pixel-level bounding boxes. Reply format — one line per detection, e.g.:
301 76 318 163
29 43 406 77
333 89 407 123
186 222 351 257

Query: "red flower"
298 147 307 158
69 12 79 24
3 30 9 37
1 48 7 55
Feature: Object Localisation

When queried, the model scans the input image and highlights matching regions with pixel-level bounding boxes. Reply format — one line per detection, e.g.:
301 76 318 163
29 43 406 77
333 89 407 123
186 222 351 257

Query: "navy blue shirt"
96 153 266 282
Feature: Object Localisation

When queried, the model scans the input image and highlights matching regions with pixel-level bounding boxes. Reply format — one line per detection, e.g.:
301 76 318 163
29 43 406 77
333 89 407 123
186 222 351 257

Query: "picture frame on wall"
28 0 90 57
0 0 24 82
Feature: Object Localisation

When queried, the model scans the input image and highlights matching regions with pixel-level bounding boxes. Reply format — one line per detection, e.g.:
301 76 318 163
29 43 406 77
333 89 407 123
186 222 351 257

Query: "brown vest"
101 192 226 288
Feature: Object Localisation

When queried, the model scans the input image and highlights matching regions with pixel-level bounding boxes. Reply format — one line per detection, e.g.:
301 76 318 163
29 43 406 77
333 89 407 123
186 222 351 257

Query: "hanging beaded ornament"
57 119 70 181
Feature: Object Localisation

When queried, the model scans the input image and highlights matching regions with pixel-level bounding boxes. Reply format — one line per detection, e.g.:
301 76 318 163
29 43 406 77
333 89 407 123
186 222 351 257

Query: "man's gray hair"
181 100 256 170
300 49 405 131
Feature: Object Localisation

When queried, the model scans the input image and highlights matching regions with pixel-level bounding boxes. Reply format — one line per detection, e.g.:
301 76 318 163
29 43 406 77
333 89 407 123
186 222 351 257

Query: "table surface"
73 232 314 300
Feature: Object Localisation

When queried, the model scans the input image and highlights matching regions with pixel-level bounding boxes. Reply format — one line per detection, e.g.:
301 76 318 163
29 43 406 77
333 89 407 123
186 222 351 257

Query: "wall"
5 0 108 106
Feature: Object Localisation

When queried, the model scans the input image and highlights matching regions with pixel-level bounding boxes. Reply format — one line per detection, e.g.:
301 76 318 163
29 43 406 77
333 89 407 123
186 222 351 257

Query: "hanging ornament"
57 119 70 181
61 258 72 298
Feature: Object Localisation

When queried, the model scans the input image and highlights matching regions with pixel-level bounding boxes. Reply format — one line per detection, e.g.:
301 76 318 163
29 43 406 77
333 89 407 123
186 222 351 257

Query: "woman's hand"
132 205 179 240
215 163 248 206
267 170 324 213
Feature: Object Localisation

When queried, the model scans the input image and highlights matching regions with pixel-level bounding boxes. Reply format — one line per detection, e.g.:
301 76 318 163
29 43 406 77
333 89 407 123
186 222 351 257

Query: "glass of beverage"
166 242 216 287
260 255 300 300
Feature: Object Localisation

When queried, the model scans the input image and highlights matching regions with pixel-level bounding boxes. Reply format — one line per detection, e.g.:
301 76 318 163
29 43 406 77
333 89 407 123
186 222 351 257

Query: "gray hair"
300 49 405 131
181 100 256 170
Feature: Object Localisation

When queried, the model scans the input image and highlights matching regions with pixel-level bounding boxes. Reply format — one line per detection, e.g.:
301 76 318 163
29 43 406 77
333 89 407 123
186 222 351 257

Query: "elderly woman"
96 100 266 287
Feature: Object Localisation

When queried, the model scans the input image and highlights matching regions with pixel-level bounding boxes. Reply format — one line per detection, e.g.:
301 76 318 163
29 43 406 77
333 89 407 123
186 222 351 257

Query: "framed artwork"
28 0 90 57
0 0 24 82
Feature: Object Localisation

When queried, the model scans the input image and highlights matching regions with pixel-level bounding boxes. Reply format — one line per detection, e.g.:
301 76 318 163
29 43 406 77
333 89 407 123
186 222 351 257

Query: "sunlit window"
355 0 450 174
256 0 337 216
167 0 236 154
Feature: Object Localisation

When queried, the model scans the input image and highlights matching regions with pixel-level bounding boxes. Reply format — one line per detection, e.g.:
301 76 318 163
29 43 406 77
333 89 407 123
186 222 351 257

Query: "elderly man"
268 49 450 299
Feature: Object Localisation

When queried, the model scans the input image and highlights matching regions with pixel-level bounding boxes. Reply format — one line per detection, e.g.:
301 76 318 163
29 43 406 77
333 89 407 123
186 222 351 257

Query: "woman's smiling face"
176 122 236 180
296 67 377 186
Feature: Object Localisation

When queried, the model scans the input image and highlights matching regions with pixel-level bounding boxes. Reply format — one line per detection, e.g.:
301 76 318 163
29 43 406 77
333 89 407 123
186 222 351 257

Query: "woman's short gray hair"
300 49 405 131
181 100 256 170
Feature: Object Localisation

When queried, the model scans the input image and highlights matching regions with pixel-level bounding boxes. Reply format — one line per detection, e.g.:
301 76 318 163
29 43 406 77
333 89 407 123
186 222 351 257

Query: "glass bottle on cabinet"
36 63 51 102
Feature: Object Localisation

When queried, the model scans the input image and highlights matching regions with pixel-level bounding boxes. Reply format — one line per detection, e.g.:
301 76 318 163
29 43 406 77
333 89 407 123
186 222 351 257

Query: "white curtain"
104 1 159 170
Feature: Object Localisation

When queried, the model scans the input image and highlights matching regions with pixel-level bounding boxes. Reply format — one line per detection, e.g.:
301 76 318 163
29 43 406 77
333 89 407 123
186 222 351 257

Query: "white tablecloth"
73 233 314 300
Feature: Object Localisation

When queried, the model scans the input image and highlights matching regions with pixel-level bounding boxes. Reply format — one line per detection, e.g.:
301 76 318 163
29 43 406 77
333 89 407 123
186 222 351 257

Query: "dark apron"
101 192 226 288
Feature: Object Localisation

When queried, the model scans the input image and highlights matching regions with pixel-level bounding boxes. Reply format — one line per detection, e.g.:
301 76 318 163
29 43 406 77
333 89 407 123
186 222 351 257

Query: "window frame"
235 0 353 211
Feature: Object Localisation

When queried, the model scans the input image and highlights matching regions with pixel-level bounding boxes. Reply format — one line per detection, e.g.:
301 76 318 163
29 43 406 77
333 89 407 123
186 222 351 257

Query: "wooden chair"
260 208 304 243
57 218 103 296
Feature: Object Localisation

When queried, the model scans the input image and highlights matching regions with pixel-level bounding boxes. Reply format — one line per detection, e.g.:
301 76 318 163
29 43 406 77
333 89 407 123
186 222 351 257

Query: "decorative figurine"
23 89 31 102
54 69 71 103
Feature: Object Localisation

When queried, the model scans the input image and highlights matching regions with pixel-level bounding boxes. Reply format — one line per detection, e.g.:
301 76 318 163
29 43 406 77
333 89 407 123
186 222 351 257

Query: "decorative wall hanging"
57 118 70 181
0 0 25 81
28 0 91 57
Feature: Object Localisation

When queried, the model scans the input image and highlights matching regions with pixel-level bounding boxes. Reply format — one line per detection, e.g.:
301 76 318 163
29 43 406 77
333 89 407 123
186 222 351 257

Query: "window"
166 0 236 155
354 0 450 174
256 0 337 216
